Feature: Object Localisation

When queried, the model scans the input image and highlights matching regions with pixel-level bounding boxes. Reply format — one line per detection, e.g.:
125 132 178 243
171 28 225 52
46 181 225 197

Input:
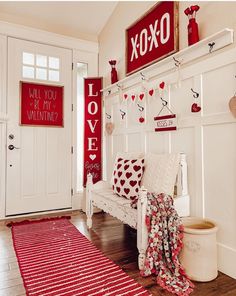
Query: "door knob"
8 144 20 150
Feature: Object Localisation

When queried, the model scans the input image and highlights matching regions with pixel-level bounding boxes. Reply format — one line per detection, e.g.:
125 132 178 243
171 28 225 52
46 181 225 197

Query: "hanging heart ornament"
105 122 115 135
159 82 165 89
229 96 236 118
191 103 201 113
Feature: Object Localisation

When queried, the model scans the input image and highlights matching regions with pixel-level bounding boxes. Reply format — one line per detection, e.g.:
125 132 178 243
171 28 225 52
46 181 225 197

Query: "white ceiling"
0 1 118 41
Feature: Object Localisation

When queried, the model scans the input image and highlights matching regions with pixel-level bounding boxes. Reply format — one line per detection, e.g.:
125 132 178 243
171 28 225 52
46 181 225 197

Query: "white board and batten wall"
103 30 236 279
0 21 99 218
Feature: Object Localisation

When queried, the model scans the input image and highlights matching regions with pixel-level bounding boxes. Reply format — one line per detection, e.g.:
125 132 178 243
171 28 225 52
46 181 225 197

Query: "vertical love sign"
20 82 63 127
126 1 178 75
83 78 102 186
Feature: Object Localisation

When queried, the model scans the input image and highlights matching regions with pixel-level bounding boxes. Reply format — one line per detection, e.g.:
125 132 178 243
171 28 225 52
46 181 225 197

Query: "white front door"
6 38 72 216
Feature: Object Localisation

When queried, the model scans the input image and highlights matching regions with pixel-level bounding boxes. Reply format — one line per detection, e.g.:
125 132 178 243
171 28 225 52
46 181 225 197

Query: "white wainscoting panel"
104 44 236 279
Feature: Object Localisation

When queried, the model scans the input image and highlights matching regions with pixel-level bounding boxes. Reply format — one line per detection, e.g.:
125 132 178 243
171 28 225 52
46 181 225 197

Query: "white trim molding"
0 20 99 53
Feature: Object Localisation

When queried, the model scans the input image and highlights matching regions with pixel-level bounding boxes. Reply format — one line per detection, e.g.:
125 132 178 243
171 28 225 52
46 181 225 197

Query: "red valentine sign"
126 1 178 75
20 81 63 127
83 78 102 186
154 114 177 132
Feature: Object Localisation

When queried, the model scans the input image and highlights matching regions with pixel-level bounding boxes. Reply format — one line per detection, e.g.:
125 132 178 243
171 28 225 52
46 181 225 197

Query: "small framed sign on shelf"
126 1 179 76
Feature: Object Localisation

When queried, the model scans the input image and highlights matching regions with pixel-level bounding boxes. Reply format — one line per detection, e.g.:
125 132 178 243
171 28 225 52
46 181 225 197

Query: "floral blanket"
141 192 194 295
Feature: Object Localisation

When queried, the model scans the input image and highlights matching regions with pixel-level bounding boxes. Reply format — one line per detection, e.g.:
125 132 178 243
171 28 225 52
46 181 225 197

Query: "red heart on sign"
131 95 136 101
149 89 154 96
116 187 121 193
124 164 129 170
191 103 201 113
139 94 144 100
124 94 128 99
159 82 165 89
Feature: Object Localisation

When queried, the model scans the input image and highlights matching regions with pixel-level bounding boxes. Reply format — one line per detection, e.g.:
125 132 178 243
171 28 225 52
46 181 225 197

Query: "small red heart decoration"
116 187 121 193
131 95 136 101
149 89 154 96
159 82 165 89
191 103 201 113
124 164 129 170
124 94 128 99
139 93 144 100
139 117 145 123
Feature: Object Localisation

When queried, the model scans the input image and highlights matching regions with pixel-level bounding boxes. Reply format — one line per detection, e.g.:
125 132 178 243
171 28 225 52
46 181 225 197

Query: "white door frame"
0 21 98 219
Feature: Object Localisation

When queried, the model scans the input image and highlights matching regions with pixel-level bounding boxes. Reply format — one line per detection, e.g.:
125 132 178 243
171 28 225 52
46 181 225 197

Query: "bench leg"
137 186 148 270
86 173 93 229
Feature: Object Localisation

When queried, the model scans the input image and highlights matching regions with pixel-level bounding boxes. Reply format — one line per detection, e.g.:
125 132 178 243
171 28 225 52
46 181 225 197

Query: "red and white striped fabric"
10 217 150 296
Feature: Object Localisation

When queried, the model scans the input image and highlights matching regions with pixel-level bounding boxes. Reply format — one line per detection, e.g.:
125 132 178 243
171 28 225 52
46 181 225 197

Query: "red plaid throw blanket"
141 192 194 295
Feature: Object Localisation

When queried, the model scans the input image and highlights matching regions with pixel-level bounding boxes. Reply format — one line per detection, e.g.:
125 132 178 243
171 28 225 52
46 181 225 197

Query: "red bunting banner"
83 78 102 186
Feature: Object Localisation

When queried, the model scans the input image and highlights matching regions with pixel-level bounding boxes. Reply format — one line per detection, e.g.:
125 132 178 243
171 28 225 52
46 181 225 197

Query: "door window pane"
22 66 34 79
36 68 47 80
49 57 60 69
49 70 59 82
23 52 34 65
36 55 47 67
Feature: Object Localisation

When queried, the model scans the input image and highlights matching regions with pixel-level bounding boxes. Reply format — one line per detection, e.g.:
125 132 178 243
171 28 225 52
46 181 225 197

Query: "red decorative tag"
124 94 128 100
83 78 102 186
131 95 136 101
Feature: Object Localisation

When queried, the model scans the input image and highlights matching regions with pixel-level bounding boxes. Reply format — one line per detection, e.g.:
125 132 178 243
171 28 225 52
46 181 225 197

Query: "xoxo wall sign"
83 78 102 186
126 1 179 75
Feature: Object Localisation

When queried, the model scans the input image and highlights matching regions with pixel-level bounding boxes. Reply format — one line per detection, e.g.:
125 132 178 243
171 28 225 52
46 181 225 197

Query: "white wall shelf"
102 28 234 96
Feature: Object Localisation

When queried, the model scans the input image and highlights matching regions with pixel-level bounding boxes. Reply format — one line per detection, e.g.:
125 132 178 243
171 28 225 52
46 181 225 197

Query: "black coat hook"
191 88 199 98
106 113 111 119
160 97 168 106
173 56 181 67
137 103 144 112
120 109 126 119
208 42 215 53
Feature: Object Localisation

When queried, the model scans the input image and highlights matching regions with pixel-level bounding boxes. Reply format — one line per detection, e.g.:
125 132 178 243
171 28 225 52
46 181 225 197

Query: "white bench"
86 153 190 270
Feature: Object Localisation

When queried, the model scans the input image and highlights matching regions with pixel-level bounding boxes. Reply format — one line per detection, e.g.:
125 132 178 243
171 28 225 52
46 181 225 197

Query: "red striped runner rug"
10 217 151 296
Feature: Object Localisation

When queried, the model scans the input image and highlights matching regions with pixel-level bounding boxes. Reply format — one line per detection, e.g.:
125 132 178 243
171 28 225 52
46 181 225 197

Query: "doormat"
9 217 150 296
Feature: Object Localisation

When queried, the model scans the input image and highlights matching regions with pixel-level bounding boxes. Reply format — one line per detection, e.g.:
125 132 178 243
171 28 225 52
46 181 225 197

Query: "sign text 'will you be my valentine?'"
20 82 63 127
83 78 102 186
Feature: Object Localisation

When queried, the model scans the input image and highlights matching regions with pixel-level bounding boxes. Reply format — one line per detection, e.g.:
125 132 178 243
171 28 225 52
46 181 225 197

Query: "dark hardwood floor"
0 210 236 295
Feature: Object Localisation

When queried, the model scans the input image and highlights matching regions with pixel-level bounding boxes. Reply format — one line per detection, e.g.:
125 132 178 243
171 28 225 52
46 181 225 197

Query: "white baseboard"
218 243 236 279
